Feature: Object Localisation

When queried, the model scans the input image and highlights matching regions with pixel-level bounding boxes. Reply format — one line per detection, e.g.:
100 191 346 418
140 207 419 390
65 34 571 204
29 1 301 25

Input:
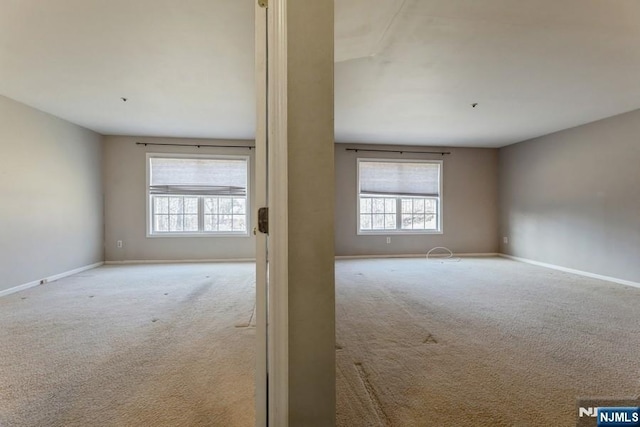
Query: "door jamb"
266 0 289 425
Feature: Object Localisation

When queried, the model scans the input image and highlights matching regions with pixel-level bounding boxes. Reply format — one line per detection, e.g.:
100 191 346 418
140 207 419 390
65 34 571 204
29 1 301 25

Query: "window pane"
385 214 396 229
401 214 413 229
413 199 425 214
204 215 217 231
184 197 198 214
425 214 437 230
401 199 412 214
204 197 217 214
373 214 385 229
360 215 372 230
232 198 246 214
184 214 198 231
385 198 396 213
373 199 385 214
412 214 426 229
154 197 169 214
169 214 183 231
219 215 233 231
219 198 232 214
232 216 246 231
169 197 183 214
425 199 437 213
360 198 372 214
155 215 169 232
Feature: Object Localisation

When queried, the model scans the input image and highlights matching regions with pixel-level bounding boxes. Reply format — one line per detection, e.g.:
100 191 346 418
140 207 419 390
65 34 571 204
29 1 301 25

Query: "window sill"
146 232 251 238
357 230 443 236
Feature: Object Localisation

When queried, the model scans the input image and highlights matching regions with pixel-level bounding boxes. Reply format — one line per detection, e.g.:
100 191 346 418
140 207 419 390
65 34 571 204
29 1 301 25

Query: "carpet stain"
151 318 158 323
354 362 390 426
184 282 212 302
89 296 94 298
423 334 438 344
335 344 343 351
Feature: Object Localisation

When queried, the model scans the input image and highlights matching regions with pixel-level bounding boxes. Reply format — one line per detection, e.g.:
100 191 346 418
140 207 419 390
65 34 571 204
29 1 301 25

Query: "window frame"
146 153 251 238
356 158 443 235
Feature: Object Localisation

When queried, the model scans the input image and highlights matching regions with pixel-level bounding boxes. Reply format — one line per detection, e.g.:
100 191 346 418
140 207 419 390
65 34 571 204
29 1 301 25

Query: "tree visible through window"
148 155 249 235
358 159 442 233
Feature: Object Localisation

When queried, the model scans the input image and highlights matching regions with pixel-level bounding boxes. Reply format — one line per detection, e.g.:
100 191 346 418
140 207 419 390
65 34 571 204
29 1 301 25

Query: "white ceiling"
0 0 255 139
2 0 640 147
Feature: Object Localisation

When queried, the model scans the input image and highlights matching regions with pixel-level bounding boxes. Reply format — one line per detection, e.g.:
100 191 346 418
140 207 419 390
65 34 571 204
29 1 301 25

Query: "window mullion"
150 195 155 234
181 196 186 231
198 197 204 232
396 197 401 231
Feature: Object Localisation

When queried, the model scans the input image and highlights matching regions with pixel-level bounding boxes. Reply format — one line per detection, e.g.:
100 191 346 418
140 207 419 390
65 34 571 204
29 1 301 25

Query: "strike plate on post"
258 207 269 234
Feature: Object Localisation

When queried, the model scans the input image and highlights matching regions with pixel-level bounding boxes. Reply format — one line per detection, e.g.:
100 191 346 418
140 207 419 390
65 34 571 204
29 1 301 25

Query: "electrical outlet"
386 237 391 244
503 237 508 244
117 240 123 248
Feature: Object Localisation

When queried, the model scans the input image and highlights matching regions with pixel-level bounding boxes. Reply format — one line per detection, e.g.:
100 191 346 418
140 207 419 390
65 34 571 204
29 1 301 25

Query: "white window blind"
359 161 440 197
149 158 247 196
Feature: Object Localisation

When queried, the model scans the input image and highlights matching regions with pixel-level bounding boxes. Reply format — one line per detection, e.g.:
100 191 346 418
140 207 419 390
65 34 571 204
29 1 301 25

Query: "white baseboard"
499 254 640 290
0 261 104 298
336 253 498 260
104 258 255 265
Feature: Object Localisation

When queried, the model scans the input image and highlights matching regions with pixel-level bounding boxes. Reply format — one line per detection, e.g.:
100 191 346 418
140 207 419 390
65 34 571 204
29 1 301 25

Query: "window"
147 155 249 236
357 159 442 233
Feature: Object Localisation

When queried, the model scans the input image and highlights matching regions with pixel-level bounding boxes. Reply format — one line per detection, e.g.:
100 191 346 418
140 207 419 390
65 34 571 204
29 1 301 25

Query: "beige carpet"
0 263 256 427
2 258 640 426
336 257 640 426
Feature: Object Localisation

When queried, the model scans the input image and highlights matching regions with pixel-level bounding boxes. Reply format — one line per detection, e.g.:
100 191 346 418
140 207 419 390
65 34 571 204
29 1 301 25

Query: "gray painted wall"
499 108 640 283
103 136 256 262
0 95 103 292
335 143 499 256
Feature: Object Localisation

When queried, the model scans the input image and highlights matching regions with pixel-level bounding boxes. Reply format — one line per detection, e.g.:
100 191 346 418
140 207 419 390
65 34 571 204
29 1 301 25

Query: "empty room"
2 1 640 427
